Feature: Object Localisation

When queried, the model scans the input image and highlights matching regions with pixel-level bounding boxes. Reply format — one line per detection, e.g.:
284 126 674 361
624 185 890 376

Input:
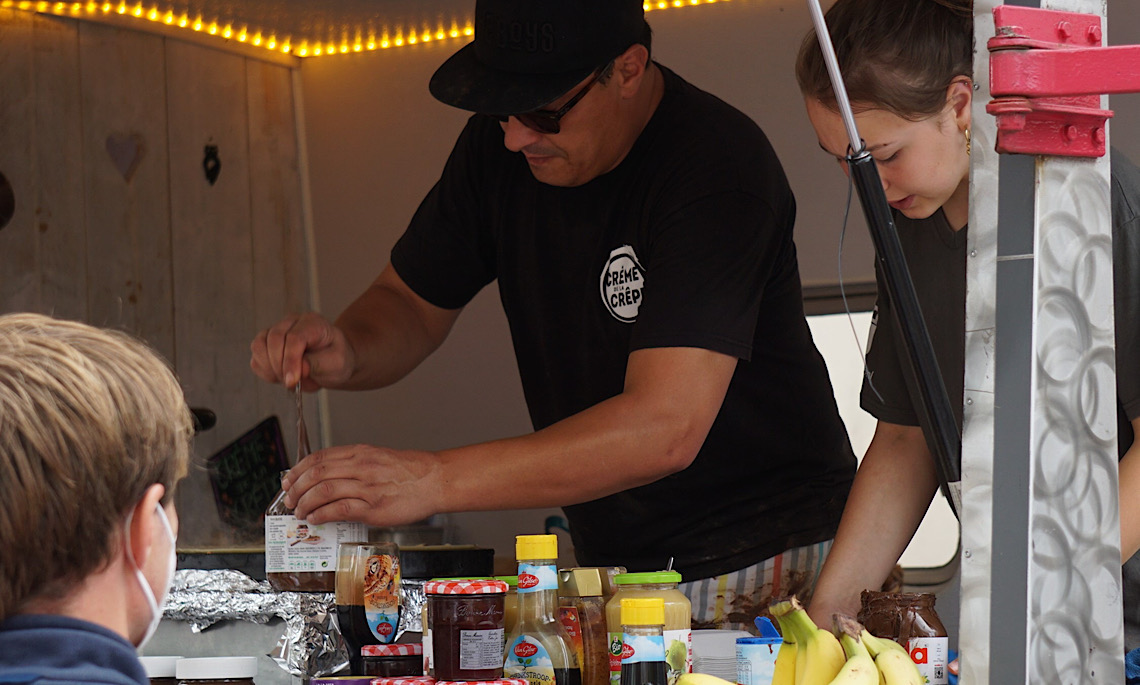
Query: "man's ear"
614 43 650 97
947 76 973 131
126 483 166 569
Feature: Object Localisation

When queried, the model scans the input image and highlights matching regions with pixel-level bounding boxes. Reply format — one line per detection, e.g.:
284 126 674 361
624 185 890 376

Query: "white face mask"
124 503 177 649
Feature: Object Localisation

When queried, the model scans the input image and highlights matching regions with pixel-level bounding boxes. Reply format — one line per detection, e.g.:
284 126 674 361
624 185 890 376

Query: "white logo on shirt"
600 245 645 323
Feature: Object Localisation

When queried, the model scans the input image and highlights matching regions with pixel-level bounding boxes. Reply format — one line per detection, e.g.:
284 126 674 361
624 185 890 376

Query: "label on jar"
663 628 692 685
907 636 949 685
517 563 558 593
365 553 400 643
505 635 556 685
621 633 665 665
611 629 689 685
558 607 585 669
265 515 367 573
459 628 506 670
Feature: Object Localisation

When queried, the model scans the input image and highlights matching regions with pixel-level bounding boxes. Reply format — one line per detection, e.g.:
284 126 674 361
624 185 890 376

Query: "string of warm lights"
0 0 734 59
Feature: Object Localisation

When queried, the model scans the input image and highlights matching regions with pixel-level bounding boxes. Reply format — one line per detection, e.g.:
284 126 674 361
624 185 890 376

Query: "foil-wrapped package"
397 578 426 638
269 592 350 677
163 569 349 678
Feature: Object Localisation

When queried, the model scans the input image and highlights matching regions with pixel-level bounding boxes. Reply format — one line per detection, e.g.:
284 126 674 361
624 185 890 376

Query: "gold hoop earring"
964 127 972 156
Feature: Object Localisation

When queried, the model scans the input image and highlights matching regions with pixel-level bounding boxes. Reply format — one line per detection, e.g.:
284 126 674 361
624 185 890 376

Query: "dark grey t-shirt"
861 152 1140 649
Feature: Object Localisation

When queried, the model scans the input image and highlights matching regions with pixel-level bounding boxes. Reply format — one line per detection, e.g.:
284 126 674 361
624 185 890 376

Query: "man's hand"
250 312 355 391
281 444 443 526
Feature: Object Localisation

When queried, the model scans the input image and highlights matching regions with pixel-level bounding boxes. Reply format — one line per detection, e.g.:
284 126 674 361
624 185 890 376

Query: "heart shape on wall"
105 133 146 182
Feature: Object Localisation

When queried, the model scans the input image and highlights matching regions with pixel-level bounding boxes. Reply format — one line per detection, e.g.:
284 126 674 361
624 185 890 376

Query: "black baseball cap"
429 0 646 116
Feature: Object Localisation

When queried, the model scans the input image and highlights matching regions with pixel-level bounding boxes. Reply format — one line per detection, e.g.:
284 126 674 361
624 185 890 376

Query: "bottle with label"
504 535 582 685
857 591 949 685
619 598 667 685
604 572 691 685
336 542 401 673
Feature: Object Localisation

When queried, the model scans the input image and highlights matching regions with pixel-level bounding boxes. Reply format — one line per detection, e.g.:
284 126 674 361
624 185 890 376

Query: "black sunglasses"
493 65 608 135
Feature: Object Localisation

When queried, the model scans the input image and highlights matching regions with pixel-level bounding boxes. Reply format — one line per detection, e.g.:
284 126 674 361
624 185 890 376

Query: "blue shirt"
0 614 147 685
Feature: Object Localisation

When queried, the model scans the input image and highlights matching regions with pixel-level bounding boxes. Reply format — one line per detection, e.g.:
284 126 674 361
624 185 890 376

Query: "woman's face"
805 89 971 230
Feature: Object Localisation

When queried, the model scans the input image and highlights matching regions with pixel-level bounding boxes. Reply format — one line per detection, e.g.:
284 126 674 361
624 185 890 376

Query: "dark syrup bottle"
619 598 668 685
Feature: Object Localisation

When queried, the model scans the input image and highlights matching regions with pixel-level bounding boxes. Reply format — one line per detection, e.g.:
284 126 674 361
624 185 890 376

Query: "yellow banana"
768 597 845 685
675 673 735 685
826 615 878 685
771 614 797 685
858 629 921 685
872 648 924 685
859 631 908 659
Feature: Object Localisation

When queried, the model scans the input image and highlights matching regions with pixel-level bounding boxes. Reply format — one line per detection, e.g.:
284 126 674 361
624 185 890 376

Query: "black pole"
847 151 963 517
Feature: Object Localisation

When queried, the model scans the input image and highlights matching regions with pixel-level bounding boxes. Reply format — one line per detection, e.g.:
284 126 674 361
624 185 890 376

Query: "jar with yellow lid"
503 535 580 685
604 572 690 685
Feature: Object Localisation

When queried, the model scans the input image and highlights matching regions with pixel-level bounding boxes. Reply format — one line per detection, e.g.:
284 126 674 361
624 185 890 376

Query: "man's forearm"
433 346 735 513
332 267 460 390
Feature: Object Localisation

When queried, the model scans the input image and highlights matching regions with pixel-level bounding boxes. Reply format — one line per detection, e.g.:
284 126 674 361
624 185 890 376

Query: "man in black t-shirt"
250 0 856 624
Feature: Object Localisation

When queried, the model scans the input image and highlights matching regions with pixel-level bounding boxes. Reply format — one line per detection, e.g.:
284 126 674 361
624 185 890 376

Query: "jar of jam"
368 678 438 685
426 578 508 681
434 680 526 685
175 657 258 685
361 643 423 677
857 591 949 685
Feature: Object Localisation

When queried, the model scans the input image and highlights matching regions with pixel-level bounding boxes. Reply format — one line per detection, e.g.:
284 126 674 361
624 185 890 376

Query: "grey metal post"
962 1 1124 683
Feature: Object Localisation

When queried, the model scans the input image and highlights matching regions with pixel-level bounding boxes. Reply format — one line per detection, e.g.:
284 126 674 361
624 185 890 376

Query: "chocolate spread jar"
858 591 948 685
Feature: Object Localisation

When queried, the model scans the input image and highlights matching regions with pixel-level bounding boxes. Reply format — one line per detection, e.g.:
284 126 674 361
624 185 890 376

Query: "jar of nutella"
264 475 368 592
361 643 423 677
857 591 948 685
175 657 257 685
139 656 182 685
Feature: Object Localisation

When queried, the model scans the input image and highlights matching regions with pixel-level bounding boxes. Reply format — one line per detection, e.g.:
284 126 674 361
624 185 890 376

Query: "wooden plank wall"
0 9 315 549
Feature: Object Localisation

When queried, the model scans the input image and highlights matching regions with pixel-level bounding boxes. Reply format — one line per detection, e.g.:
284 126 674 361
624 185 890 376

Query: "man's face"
499 68 628 187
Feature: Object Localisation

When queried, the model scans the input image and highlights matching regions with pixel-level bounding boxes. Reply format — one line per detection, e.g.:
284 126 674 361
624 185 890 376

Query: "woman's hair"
0 313 193 620
796 0 973 120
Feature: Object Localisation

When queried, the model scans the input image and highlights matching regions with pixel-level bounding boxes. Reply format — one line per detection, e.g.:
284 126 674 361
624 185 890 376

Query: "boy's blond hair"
0 313 192 620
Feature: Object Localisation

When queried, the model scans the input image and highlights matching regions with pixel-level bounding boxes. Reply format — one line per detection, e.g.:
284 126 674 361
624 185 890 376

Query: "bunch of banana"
859 629 924 685
768 597 845 685
824 614 879 685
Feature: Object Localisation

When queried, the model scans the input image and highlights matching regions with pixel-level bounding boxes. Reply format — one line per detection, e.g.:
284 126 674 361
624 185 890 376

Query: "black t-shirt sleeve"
392 117 498 310
860 268 923 427
1112 153 1140 423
